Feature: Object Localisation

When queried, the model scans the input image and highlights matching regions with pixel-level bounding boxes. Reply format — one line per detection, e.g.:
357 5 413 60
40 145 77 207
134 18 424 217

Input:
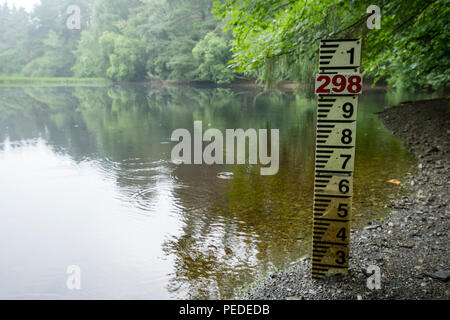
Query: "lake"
0 85 430 299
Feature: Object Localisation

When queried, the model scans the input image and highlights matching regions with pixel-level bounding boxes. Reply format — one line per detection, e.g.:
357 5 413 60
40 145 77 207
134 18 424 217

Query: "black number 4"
337 227 347 241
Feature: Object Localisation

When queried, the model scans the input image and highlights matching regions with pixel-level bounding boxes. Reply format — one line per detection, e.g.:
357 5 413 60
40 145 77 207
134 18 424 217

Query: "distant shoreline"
0 77 112 87
0 77 390 92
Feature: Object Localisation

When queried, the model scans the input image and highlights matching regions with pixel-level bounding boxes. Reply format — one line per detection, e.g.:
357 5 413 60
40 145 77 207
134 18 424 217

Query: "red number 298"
316 75 362 94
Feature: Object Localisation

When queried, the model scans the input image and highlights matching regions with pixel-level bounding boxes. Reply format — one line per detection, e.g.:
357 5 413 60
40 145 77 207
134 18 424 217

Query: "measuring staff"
312 39 363 279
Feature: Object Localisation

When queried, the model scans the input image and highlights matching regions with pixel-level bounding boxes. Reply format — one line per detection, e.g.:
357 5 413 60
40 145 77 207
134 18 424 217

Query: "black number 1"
347 48 354 64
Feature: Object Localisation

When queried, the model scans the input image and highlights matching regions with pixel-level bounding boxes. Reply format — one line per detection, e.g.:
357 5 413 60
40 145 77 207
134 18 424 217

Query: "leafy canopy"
214 0 450 89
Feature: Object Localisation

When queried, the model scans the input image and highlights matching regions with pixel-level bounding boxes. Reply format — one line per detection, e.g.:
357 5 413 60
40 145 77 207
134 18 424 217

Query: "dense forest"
0 0 448 89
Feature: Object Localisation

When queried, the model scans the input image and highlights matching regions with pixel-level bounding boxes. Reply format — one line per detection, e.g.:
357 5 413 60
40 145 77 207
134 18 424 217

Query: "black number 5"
338 203 348 218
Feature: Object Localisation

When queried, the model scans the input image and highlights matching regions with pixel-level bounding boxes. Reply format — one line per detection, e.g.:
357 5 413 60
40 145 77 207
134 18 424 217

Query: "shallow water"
0 85 434 299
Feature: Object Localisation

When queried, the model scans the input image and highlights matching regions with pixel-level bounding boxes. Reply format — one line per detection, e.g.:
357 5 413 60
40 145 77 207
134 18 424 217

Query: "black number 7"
340 154 351 169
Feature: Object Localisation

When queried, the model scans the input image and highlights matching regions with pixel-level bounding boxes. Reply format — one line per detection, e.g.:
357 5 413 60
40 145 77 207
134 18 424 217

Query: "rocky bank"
243 98 449 300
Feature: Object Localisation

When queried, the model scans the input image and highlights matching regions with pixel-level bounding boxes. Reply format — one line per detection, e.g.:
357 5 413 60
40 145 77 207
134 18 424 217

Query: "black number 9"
342 102 354 119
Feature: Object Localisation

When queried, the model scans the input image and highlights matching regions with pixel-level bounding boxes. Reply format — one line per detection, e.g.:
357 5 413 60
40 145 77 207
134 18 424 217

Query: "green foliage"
0 0 91 77
1 0 447 89
73 0 141 78
364 0 450 90
214 0 449 90
73 0 231 82
22 31 73 77
192 32 234 83
0 5 32 75
138 0 223 82
99 31 147 81
72 30 108 78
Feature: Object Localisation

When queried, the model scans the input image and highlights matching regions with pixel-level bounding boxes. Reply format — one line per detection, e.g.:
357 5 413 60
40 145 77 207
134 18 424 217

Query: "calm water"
0 85 431 299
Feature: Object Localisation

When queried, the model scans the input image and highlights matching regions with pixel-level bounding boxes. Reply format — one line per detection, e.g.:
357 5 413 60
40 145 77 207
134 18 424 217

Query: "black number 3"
336 251 346 264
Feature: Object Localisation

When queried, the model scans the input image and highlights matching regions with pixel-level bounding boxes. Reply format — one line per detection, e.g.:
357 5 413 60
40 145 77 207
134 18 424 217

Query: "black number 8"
341 129 352 144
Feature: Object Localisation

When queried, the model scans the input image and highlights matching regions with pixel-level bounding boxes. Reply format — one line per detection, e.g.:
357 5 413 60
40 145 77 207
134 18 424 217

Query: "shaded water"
0 85 426 299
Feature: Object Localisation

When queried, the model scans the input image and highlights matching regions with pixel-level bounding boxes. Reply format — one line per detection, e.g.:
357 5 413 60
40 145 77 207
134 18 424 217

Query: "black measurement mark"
318 120 355 123
314 203 329 207
315 169 352 174
314 199 332 203
319 50 336 54
315 175 333 180
316 151 334 155
313 241 348 247
317 125 335 129
312 263 347 269
320 66 359 70
320 44 339 48
315 194 351 199
318 99 336 102
315 218 350 223
317 145 353 149
314 222 330 226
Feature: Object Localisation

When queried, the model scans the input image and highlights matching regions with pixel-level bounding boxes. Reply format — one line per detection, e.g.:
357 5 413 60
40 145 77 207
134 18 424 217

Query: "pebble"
425 269 450 282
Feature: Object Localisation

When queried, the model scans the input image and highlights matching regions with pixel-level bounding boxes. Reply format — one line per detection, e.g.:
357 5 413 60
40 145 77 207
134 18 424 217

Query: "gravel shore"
244 98 449 300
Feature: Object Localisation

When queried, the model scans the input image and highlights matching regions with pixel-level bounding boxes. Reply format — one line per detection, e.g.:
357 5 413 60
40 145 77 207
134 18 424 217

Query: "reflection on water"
0 85 428 299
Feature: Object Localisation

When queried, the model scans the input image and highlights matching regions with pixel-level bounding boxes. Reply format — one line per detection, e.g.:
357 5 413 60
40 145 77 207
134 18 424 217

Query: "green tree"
140 0 223 82
214 0 449 89
22 30 73 77
0 0 92 77
74 0 231 82
73 0 139 78
0 6 31 75
99 31 147 81
192 31 234 83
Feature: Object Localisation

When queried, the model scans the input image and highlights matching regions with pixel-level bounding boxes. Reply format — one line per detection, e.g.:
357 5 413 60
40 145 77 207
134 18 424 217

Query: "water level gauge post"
312 39 362 279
